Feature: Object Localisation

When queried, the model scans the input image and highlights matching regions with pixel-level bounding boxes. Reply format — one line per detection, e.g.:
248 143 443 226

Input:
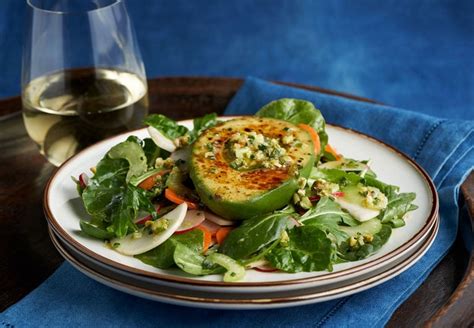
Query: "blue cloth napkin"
2 77 473 327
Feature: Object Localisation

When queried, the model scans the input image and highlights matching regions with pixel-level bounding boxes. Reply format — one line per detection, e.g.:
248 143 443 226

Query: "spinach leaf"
338 224 392 261
79 220 115 240
189 113 218 143
256 98 328 150
220 212 294 260
266 225 334 273
380 192 418 227
144 114 189 139
135 229 204 269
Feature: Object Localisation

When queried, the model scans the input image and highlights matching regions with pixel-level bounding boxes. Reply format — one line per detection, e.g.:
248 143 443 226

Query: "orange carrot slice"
324 144 342 160
195 225 212 251
164 188 199 209
138 170 170 190
298 124 321 155
216 227 233 245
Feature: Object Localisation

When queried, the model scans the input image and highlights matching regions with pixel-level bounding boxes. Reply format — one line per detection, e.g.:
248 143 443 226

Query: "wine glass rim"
26 0 122 15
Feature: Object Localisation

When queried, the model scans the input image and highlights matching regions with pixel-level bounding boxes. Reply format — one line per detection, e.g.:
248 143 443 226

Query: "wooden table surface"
0 77 472 327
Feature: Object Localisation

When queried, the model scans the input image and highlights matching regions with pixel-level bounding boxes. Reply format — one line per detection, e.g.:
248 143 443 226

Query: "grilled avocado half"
189 116 316 220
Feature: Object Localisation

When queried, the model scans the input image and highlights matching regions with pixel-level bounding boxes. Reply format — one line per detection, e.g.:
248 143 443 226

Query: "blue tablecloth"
0 0 473 119
1 77 472 327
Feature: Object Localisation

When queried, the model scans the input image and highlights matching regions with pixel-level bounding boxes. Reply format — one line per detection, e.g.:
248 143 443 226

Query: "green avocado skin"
190 155 315 220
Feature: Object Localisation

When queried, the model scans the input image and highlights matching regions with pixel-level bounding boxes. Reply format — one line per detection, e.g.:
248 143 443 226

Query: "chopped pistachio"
359 185 388 210
349 236 357 247
132 231 143 239
363 234 374 243
313 179 340 196
300 196 312 209
280 230 290 247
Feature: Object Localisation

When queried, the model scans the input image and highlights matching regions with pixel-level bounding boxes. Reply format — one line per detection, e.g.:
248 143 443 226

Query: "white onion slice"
147 126 176 152
112 203 187 255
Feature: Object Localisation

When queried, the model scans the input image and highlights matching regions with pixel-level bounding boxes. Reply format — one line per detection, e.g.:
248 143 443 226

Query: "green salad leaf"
189 113 218 143
135 229 204 269
300 197 356 244
256 98 328 150
81 142 156 239
173 244 224 276
220 211 294 260
144 114 189 139
266 225 334 273
380 192 418 227
143 137 170 167
108 140 147 182
338 224 392 261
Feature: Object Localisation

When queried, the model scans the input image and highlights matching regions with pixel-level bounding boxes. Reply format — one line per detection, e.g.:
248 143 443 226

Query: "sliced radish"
147 126 176 152
204 211 236 226
200 219 221 235
78 173 89 189
174 210 206 234
309 195 320 202
248 260 278 272
332 191 345 198
289 216 302 228
254 264 278 272
112 203 187 255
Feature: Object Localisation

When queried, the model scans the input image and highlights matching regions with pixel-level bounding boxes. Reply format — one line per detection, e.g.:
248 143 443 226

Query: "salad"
75 98 417 282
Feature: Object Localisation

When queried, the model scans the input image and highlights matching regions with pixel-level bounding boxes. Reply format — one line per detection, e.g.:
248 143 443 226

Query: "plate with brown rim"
48 217 438 309
44 117 439 293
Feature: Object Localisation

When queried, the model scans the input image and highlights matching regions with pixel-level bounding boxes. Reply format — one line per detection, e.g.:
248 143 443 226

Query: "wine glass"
22 0 148 166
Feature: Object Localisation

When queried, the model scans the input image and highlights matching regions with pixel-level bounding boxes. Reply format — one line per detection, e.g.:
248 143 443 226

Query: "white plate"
49 219 438 310
44 118 438 292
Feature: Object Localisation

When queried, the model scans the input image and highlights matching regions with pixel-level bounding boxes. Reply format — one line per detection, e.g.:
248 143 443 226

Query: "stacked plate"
44 120 439 310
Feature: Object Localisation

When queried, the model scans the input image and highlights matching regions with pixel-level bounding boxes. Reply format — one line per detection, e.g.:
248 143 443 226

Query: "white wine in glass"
22 0 148 166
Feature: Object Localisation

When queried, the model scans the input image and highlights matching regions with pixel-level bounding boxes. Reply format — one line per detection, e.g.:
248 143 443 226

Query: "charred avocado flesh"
189 116 316 220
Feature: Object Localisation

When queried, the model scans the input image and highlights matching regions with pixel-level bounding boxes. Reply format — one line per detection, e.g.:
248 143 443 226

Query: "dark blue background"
1 0 473 119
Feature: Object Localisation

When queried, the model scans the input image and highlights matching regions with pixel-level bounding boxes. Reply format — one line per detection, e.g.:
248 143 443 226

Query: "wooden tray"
0 77 472 326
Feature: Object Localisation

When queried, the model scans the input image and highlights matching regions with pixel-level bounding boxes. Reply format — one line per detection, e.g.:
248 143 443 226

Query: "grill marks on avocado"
191 117 314 203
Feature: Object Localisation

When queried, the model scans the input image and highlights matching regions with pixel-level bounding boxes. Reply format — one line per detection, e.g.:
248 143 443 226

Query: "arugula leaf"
220 211 294 260
135 229 204 269
81 157 128 221
108 141 147 182
81 146 155 238
266 225 334 273
380 192 418 227
189 113 218 143
300 197 356 244
256 98 328 150
144 114 189 139
109 184 156 238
